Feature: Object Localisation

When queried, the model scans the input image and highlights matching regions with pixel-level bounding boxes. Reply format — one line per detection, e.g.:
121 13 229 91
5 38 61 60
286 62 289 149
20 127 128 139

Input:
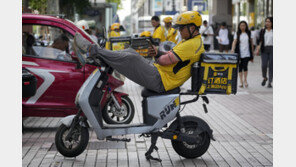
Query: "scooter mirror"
98 37 106 48
102 26 107 40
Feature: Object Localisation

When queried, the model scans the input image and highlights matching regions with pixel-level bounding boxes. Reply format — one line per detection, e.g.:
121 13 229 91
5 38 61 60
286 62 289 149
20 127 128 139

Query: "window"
22 24 74 61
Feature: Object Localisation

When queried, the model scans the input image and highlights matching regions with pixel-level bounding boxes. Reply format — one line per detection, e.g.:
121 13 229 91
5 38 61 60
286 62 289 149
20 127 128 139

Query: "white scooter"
55 36 214 162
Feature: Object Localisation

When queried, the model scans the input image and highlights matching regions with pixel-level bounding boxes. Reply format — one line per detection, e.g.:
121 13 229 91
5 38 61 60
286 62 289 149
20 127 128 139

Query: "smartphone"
146 39 153 48
146 39 156 55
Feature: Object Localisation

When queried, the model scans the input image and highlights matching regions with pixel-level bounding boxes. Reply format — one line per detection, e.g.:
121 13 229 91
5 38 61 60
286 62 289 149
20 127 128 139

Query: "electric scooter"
55 36 215 162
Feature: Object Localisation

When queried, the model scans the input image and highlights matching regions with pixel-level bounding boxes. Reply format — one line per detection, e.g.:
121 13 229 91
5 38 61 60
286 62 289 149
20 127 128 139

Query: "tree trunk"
47 0 60 14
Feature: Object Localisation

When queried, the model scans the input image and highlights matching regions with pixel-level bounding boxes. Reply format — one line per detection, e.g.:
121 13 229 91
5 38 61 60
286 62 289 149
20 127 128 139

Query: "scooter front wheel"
55 124 89 157
171 120 211 159
102 96 135 124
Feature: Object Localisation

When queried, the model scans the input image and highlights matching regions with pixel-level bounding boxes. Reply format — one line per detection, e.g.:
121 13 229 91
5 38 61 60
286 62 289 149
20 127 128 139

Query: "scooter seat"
141 87 180 98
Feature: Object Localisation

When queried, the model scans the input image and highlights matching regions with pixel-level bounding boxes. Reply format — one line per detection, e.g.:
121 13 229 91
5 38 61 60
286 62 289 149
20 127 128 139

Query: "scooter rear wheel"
171 120 211 159
55 124 89 157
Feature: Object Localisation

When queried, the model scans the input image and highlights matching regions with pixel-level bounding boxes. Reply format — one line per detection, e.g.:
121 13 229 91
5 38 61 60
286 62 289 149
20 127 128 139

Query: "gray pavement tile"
207 145 230 167
180 158 195 167
39 151 58 167
84 150 97 167
72 151 87 167
137 150 151 167
219 141 252 167
211 142 241 166
60 158 74 167
171 161 185 167
127 151 139 167
201 152 218 167
247 141 273 163
192 158 207 167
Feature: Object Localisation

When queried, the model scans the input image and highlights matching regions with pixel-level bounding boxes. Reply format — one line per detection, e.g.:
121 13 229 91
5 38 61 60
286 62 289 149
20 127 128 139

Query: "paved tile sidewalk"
22 56 273 167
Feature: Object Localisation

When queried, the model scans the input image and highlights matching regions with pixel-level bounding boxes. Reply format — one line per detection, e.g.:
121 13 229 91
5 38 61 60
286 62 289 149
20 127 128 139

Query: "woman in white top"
255 17 273 88
231 21 254 88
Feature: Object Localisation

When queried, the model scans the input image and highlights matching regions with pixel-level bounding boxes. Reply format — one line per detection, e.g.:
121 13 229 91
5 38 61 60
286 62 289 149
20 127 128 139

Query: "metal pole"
162 0 165 15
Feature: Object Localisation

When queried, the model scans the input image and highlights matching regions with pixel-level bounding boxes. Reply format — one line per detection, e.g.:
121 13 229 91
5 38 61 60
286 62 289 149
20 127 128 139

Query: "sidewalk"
22 55 273 167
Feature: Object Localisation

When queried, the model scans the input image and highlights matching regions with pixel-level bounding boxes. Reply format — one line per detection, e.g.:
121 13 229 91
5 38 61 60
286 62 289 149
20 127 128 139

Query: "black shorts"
219 44 229 52
239 58 250 72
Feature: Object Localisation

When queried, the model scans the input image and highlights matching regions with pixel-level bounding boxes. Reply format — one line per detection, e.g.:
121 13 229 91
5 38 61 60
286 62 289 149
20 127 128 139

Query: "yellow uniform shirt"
152 25 166 43
154 35 205 91
166 28 178 44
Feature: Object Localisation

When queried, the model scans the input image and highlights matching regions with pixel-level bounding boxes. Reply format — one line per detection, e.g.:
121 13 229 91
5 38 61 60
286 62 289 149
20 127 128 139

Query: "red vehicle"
22 14 134 124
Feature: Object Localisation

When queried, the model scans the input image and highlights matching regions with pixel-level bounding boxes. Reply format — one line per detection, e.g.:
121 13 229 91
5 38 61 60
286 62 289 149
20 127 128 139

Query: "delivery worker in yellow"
163 17 178 44
109 23 121 37
106 23 121 50
74 11 204 93
151 16 166 45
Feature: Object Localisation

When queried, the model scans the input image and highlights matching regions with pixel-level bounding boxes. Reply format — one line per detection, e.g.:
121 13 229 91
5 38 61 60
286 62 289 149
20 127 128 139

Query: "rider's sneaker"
74 33 92 54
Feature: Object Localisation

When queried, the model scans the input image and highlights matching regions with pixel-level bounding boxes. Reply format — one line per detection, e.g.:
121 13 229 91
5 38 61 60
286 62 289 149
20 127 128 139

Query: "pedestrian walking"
200 20 214 52
231 21 254 88
217 22 230 53
255 17 273 88
250 26 258 49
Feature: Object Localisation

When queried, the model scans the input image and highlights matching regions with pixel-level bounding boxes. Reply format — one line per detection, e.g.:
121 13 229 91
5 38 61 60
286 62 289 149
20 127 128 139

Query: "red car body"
22 14 125 117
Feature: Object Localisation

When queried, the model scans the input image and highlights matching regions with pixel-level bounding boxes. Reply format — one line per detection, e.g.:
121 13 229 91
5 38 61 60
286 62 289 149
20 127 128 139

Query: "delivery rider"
148 11 205 91
106 23 122 50
151 16 166 46
163 17 178 44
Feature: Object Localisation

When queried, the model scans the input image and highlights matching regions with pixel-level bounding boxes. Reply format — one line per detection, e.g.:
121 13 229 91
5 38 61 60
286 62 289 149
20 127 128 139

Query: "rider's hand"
148 45 158 57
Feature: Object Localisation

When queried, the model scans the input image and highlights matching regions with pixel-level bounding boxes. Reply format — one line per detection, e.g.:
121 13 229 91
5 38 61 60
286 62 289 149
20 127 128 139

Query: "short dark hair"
151 16 160 22
54 34 69 43
265 16 273 29
203 20 208 24
221 22 227 26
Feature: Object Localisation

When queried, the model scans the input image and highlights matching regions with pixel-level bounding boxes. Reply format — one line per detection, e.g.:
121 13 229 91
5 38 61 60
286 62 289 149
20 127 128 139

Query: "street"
22 55 273 167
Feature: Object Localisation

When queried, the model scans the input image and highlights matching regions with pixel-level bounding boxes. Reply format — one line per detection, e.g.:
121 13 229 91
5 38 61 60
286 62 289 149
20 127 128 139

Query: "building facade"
129 0 272 34
232 0 273 29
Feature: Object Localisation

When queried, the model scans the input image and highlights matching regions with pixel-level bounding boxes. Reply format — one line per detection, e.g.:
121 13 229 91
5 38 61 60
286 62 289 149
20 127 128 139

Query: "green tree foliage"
29 0 47 14
106 0 122 10
59 0 90 15
28 0 90 17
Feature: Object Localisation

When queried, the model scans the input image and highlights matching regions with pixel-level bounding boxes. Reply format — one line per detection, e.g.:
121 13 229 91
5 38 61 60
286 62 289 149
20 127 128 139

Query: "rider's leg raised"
75 33 165 93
